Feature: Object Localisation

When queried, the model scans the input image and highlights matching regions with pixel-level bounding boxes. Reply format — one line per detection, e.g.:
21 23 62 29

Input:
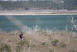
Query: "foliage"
41 42 48 46
17 39 29 47
59 42 66 48
49 49 54 52
16 45 22 52
0 0 77 10
16 39 29 52
51 39 59 46
39 30 48 36
0 43 11 52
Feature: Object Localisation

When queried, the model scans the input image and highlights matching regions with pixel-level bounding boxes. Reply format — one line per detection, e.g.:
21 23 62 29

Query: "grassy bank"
0 30 77 52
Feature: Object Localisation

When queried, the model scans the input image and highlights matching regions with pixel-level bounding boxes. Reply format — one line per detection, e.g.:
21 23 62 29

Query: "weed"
59 42 66 48
0 43 11 52
41 42 48 46
16 39 30 52
17 39 29 47
16 45 23 52
49 49 54 52
51 39 59 46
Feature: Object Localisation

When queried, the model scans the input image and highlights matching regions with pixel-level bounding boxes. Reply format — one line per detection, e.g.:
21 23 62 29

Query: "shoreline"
0 11 77 15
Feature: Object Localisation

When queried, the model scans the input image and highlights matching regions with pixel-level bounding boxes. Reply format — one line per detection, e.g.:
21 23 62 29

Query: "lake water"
0 15 77 32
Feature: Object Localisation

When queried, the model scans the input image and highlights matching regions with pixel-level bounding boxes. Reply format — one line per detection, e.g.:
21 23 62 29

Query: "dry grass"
0 31 77 52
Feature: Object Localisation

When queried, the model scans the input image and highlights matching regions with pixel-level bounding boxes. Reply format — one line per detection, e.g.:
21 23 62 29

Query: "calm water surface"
0 15 77 32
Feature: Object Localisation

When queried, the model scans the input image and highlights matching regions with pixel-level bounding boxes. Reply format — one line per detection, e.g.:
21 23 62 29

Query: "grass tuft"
17 39 29 47
0 43 11 52
49 49 54 52
59 42 66 48
16 45 23 52
51 39 59 46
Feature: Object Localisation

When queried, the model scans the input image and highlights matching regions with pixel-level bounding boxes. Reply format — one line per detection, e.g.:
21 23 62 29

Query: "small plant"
41 42 48 46
49 49 54 52
16 39 29 52
16 45 23 52
59 42 66 48
41 42 46 45
39 30 48 35
18 41 25 46
51 39 59 46
17 39 29 47
0 43 11 52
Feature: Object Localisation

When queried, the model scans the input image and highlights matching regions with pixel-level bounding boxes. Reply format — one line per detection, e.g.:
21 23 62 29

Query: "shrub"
59 42 66 48
41 42 48 46
51 39 59 46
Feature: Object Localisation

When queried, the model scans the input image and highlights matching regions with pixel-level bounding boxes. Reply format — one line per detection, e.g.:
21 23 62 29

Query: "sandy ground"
0 10 77 15
0 31 77 52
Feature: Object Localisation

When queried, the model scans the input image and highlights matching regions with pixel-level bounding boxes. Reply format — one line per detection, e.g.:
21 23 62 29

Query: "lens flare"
5 16 31 32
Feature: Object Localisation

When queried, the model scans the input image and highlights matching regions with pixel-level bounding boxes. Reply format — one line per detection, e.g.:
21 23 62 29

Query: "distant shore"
0 10 77 15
